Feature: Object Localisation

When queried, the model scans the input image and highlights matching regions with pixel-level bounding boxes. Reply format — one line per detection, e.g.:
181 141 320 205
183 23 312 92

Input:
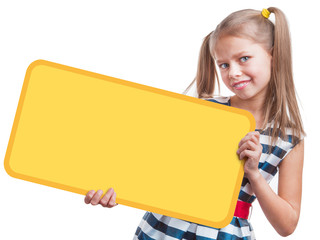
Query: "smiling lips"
232 80 251 90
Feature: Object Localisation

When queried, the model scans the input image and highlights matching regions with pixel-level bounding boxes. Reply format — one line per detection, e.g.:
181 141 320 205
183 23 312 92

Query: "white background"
0 0 319 239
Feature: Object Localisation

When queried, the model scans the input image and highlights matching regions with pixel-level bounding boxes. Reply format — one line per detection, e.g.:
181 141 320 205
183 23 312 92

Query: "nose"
228 63 242 79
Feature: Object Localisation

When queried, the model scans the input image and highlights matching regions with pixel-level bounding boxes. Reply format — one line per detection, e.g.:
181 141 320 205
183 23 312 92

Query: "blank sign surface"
4 60 255 228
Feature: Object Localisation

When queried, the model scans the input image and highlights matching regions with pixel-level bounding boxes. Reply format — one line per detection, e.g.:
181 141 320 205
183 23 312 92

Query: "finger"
237 140 256 155
107 191 117 208
240 149 253 160
239 148 259 160
239 132 255 146
239 132 260 147
252 131 260 144
99 188 114 207
84 190 96 204
90 189 104 205
238 135 250 147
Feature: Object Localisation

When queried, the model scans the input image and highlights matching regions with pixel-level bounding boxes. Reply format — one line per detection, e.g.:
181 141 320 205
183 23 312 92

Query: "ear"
269 47 274 57
268 47 273 65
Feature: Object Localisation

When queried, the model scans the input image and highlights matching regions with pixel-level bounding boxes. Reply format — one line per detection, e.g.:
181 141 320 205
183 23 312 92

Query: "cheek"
265 59 272 79
257 61 271 82
255 56 272 79
220 71 229 84
221 75 231 88
247 61 270 81
221 76 235 92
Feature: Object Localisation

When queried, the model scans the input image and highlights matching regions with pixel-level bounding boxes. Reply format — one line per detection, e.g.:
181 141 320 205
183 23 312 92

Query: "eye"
219 63 229 69
240 56 250 63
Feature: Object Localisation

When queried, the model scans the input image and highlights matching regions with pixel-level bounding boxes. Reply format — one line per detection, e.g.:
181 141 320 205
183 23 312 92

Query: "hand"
84 188 118 208
237 131 262 180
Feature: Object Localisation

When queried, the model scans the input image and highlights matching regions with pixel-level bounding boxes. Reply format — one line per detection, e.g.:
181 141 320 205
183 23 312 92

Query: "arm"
238 132 304 236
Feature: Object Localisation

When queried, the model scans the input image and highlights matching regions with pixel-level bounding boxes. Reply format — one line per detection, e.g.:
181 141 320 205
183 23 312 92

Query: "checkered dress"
133 96 301 240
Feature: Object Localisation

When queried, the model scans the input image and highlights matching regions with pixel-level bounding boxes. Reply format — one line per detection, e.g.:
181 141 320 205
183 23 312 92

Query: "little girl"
85 7 305 239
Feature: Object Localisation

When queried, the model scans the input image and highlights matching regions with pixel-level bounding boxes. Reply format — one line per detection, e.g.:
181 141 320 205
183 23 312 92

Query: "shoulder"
270 125 304 146
260 124 304 159
202 96 231 106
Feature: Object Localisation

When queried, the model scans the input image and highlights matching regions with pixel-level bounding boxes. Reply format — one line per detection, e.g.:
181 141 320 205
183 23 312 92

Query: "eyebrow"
215 51 250 64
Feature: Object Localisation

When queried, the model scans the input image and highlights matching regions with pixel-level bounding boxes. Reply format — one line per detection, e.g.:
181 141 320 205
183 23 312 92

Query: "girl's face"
213 36 272 102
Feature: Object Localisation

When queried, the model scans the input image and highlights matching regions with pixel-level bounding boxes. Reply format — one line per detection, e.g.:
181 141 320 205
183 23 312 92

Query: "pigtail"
265 7 304 144
184 32 219 98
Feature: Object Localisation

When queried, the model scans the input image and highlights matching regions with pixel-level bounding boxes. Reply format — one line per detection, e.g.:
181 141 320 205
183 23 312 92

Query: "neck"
230 95 265 129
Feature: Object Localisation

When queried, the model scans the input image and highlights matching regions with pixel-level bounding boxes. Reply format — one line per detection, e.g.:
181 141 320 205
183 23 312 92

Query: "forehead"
213 36 253 56
213 36 267 61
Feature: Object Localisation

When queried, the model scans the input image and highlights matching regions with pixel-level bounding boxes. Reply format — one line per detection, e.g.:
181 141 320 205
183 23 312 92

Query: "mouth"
232 80 251 90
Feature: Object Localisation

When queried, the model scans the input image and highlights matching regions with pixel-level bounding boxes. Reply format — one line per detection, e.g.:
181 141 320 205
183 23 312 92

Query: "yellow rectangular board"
4 60 255 228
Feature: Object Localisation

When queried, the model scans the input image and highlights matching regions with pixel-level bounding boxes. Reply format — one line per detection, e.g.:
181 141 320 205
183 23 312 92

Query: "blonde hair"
185 7 304 145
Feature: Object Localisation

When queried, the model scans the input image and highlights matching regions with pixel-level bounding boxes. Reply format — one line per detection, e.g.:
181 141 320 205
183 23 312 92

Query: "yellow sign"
4 60 255 228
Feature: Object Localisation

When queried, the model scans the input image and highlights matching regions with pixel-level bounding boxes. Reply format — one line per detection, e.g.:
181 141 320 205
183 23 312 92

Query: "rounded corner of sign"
4 159 19 179
214 209 236 228
27 59 46 72
215 216 234 228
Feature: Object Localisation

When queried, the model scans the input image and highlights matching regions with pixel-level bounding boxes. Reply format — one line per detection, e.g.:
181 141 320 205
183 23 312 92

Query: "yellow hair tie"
261 8 270 19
